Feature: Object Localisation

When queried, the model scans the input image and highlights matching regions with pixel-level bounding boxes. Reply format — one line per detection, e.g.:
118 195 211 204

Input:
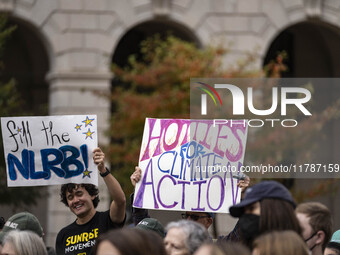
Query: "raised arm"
130 166 142 187
93 147 126 223
130 166 150 225
237 175 250 199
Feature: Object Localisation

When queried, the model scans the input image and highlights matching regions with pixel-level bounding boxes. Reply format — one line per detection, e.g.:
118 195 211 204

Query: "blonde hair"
252 230 309 255
3 230 47 255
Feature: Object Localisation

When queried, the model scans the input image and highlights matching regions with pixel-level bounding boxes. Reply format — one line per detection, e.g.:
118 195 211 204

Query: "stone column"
45 70 112 246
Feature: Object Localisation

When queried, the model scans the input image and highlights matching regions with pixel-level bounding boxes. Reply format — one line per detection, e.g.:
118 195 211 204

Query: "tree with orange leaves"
109 35 340 201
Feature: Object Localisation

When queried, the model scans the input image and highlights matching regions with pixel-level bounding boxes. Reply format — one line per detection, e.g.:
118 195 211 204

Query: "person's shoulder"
57 221 77 236
96 210 109 215
93 210 110 219
89 210 110 222
97 210 125 227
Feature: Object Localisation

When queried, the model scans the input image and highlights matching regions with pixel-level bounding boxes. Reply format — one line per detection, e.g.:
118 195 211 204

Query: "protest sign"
133 118 248 213
1 115 98 187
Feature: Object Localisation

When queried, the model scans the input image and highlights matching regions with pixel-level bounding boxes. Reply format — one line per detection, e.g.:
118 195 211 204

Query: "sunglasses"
181 213 210 221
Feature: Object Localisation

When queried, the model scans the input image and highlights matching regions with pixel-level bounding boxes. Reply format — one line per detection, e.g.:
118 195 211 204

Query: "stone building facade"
0 0 340 247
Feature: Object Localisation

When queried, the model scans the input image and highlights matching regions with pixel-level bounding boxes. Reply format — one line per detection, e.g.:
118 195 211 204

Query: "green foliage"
0 16 16 58
0 15 42 208
110 35 261 194
110 35 340 199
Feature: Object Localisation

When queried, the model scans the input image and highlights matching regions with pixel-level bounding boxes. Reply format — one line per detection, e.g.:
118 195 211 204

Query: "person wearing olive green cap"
136 217 165 238
0 212 56 255
0 212 43 244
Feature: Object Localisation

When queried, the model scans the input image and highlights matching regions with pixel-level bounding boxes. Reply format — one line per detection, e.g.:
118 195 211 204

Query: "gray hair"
166 220 210 254
2 230 47 255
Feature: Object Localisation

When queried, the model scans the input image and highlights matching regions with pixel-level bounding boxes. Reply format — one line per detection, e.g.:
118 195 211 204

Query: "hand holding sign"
237 175 250 193
131 167 142 187
93 147 106 174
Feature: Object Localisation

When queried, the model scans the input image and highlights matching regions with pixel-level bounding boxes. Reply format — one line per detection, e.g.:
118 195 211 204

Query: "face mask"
239 214 260 246
305 232 317 252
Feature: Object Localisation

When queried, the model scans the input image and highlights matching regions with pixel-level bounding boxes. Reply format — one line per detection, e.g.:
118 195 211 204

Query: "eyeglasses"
181 213 210 221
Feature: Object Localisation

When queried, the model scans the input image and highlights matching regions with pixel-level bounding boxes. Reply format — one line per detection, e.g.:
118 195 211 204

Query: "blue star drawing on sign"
82 116 95 127
75 124 82 132
17 127 22 133
83 128 95 139
82 169 92 178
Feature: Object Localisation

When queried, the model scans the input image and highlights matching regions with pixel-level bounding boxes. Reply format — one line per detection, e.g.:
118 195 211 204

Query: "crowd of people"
0 147 339 255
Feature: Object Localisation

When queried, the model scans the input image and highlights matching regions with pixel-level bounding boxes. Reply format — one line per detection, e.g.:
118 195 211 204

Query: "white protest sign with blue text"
1 115 98 187
133 118 248 213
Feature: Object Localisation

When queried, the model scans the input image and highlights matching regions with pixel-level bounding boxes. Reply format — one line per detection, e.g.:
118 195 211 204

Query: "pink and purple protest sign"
133 118 248 213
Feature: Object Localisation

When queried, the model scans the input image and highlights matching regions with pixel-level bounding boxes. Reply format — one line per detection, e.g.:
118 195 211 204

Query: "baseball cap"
135 218 165 238
206 212 215 218
0 212 43 244
328 230 340 250
229 180 296 217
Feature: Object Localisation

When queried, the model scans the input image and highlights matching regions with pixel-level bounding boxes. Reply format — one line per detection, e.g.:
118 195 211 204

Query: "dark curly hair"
60 183 100 208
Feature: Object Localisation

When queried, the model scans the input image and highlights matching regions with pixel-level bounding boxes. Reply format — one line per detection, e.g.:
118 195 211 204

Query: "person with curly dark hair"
55 147 126 255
